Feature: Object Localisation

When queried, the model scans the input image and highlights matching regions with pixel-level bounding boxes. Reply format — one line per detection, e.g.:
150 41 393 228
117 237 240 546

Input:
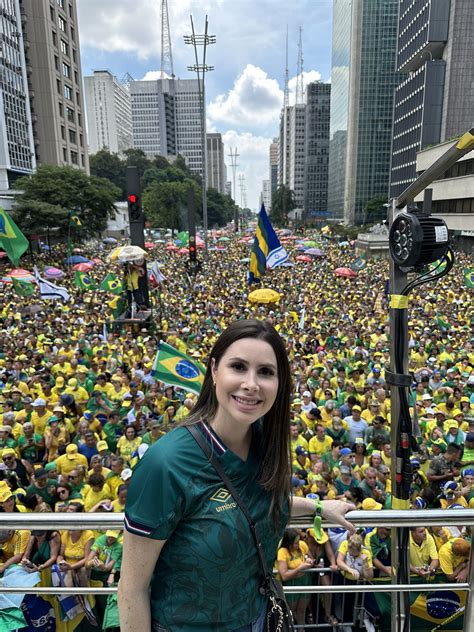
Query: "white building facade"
84 70 133 155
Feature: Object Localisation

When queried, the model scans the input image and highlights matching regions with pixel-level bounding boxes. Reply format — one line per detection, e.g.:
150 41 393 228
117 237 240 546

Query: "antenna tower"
238 174 246 209
295 27 304 105
228 147 240 231
161 0 174 80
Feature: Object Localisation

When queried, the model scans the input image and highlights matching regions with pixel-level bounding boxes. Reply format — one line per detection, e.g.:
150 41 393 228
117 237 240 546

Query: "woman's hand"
321 500 356 534
348 567 360 580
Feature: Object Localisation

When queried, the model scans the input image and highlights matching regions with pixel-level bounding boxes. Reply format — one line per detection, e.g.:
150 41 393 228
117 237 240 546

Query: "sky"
77 0 333 211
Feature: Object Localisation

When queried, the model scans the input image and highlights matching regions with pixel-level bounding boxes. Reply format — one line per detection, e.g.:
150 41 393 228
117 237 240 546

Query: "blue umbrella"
64 255 90 265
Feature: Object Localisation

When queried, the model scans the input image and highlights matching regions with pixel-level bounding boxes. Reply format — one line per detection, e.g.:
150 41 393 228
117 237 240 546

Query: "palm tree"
270 185 296 227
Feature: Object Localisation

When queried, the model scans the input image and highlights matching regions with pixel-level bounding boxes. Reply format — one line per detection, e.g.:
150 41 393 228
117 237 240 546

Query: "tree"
362 196 388 224
89 149 126 198
271 185 296 227
122 148 151 177
206 188 236 227
142 166 170 191
13 165 120 238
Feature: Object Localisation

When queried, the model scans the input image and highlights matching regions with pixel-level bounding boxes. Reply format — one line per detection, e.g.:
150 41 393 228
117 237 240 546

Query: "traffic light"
127 193 142 221
189 238 197 264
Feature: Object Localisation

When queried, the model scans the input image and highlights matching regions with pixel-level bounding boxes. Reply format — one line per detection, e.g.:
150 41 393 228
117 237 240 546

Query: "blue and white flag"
34 267 70 302
248 204 289 284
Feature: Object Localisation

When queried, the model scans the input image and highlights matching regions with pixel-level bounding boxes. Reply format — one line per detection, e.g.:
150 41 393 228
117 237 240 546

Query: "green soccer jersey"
125 422 289 631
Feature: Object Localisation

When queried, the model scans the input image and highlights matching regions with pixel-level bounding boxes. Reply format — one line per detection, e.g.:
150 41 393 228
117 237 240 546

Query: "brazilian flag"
0 208 29 265
100 273 123 295
464 267 474 289
108 295 127 319
12 277 35 297
151 341 206 395
74 270 96 290
69 214 82 227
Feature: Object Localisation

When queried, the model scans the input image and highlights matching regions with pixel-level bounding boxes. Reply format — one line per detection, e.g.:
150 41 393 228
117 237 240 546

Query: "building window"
70 26 75 41
69 129 76 143
63 147 67 161
57 0 65 8
64 84 72 100
58 16 66 31
56 79 61 94
72 48 76 62
70 150 78 164
61 126 65 140
77 113 81 126
52 30 57 46
60 39 68 55
59 102 64 117
66 107 74 122
54 55 59 71
62 62 71 78
50 6 55 21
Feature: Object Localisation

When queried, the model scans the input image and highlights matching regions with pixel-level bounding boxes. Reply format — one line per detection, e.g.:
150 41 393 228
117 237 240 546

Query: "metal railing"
1 509 473 629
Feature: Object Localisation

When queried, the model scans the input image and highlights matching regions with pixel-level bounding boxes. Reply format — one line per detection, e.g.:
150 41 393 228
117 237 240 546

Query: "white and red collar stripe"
198 421 227 455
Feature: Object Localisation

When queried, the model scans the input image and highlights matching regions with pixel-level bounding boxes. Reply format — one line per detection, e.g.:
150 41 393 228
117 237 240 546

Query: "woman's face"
211 337 279 429
126 427 136 440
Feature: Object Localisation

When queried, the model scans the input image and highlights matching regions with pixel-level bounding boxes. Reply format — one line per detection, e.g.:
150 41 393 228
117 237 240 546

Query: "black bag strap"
186 424 271 586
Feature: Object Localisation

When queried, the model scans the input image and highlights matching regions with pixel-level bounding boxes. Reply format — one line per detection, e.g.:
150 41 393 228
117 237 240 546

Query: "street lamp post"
184 16 215 257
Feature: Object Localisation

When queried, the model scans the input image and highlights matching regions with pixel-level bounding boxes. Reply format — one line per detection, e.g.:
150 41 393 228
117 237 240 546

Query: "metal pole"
388 197 410 632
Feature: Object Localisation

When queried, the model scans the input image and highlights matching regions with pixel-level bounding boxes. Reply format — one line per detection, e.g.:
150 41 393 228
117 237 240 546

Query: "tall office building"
328 0 399 223
278 104 306 210
84 70 133 155
269 137 279 200
207 133 225 193
261 179 271 212
0 0 35 190
390 0 474 198
304 82 331 219
131 77 202 175
21 0 89 171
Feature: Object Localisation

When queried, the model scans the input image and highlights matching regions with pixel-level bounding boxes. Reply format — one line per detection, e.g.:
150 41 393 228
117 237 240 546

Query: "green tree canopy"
13 165 120 238
271 185 296 227
89 149 126 199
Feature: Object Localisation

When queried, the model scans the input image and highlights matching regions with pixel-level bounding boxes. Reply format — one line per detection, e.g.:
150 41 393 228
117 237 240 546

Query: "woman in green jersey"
119 319 354 632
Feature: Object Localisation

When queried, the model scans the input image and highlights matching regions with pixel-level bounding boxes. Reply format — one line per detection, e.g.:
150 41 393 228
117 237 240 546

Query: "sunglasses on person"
57 489 68 494
68 475 77 480
2 456 14 462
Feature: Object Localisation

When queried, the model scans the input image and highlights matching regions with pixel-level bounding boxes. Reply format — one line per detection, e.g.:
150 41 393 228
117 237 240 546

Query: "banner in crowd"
34 267 70 302
151 341 206 395
248 204 288 284
100 273 123 294
464 267 474 288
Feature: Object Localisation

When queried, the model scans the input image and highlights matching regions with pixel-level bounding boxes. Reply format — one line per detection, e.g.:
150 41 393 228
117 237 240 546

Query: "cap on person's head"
436 409 447 417
441 481 458 494
24 396 33 404
83 411 93 421
1 447 16 457
425 408 436 415
22 422 33 429
340 465 351 475
340 447 352 457
303 391 312 398
422 394 433 401
55 376 65 386
306 527 328 544
462 468 474 476
410 457 420 468
447 420 458 429
0 486 13 503
0 426 12 434
121 468 133 481
47 416 59 425
352 405 362 412
295 446 309 457
44 462 57 472
53 405 64 414
66 444 78 458
33 398 46 407
465 432 474 443
97 440 108 451
362 498 382 511
291 476 305 488
291 399 302 407
105 530 120 539
413 497 427 509
34 467 48 479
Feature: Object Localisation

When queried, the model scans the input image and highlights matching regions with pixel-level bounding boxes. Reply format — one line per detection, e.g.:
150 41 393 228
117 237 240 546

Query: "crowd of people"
0 225 472 630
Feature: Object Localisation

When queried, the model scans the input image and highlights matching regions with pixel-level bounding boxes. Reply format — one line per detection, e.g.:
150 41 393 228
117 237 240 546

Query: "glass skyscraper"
328 0 400 223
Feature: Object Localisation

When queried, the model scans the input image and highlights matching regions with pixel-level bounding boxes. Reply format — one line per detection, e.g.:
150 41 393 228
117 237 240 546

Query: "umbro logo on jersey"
210 488 236 512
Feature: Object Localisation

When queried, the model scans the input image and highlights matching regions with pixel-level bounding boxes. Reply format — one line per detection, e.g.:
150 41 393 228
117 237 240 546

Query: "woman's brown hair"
185 319 292 525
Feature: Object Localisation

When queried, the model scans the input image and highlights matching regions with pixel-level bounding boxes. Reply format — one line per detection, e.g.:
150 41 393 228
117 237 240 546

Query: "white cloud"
208 64 283 131
288 70 322 105
222 130 273 211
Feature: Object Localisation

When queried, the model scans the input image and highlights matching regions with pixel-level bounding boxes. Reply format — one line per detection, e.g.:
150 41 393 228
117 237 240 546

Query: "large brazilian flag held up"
151 342 206 395
248 203 289 284
0 209 29 266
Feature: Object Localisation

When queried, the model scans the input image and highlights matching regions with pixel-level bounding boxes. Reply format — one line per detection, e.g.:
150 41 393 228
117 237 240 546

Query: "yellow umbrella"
321 225 331 234
108 245 148 263
248 288 281 304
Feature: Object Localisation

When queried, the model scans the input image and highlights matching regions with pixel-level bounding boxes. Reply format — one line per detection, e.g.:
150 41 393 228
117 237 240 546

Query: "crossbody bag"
187 424 295 632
